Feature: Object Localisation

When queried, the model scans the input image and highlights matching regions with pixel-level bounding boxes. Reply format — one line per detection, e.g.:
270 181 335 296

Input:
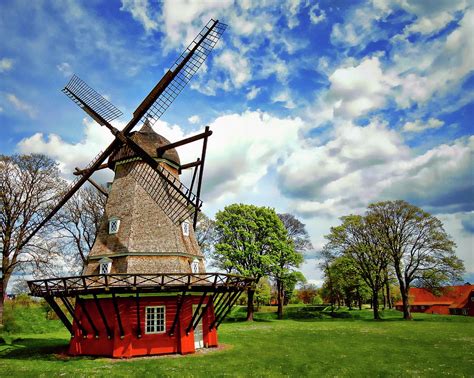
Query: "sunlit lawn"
1 304 473 377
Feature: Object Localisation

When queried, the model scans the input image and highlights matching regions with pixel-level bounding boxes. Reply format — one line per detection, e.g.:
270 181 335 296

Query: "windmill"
26 19 253 358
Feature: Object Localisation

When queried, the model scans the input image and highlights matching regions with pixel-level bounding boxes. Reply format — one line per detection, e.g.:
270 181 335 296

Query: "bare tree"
55 185 106 268
368 200 464 320
194 212 217 260
0 154 64 325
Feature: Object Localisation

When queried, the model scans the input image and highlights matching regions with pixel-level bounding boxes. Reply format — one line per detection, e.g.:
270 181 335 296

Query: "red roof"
395 285 474 308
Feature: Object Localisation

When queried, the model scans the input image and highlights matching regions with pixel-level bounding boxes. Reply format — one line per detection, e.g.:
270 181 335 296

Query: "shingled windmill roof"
108 120 180 169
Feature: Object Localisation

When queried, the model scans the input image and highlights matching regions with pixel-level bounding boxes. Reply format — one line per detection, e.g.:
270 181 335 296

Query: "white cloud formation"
278 121 473 218
309 3 326 25
56 62 73 77
391 8 474 109
188 115 201 124
17 118 114 180
0 57 14 73
246 86 261 100
120 0 159 32
402 118 444 133
272 89 296 109
214 50 251 88
5 93 37 118
318 56 396 120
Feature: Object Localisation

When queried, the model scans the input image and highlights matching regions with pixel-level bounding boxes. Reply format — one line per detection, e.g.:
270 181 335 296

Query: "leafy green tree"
324 215 389 320
367 200 464 320
213 204 292 321
282 271 306 305
254 277 271 310
276 214 311 319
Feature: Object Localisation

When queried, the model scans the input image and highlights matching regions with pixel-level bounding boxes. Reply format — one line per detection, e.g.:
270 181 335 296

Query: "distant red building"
395 285 474 316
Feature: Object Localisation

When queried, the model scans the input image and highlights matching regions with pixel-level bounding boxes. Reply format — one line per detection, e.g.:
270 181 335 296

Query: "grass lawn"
1 302 473 377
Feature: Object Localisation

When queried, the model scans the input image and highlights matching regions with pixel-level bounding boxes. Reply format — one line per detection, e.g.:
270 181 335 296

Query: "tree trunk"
276 279 284 320
386 281 392 309
400 285 412 320
382 289 386 310
372 289 381 320
246 288 255 321
0 274 9 326
356 287 362 310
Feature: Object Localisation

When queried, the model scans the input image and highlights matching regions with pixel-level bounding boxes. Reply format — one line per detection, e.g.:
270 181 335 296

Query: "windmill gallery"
24 19 253 358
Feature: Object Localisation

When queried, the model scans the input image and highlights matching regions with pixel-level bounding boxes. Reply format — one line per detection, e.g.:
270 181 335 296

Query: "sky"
1 0 473 285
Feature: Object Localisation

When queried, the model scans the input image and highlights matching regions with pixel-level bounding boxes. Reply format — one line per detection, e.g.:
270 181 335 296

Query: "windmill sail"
135 19 227 127
62 75 123 125
122 160 199 224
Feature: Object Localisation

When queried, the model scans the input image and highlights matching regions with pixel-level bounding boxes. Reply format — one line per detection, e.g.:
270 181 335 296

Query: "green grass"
1 303 473 377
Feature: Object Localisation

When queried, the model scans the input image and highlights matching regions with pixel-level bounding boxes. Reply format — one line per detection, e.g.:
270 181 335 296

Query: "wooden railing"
28 273 254 297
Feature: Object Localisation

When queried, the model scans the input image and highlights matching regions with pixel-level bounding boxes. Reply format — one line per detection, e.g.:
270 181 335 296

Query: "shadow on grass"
0 337 70 361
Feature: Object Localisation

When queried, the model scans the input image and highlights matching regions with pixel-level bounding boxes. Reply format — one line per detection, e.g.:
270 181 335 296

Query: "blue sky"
1 0 473 284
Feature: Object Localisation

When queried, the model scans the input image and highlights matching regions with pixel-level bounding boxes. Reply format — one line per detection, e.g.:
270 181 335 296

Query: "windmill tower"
26 20 253 358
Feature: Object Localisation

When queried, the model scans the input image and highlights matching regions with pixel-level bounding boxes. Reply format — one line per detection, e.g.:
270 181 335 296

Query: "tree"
275 213 311 318
368 200 464 320
213 204 292 321
281 271 306 305
194 212 217 260
324 215 389 320
55 185 106 269
296 283 319 304
0 154 64 325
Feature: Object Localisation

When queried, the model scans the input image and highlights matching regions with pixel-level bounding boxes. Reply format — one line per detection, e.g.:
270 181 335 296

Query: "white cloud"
272 89 296 109
56 62 73 77
202 111 303 201
6 93 37 118
246 86 261 100
188 115 201 124
120 0 159 32
278 120 473 218
0 57 14 73
402 118 444 133
309 3 326 25
318 56 395 120
17 118 114 180
214 50 251 88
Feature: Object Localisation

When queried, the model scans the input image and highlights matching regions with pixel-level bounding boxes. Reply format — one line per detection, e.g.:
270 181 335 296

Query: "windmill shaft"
157 129 213 157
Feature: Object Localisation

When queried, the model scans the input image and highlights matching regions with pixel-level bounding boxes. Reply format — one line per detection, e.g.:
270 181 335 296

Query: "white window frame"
191 258 199 273
145 306 166 334
182 221 190 236
100 262 111 275
109 218 120 234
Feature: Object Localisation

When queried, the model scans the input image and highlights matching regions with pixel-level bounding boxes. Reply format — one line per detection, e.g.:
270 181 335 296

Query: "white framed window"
109 218 120 234
98 257 112 274
145 306 166 334
191 258 199 273
182 221 190 236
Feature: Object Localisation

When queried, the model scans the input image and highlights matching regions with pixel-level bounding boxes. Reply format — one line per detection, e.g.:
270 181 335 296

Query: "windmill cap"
108 120 181 169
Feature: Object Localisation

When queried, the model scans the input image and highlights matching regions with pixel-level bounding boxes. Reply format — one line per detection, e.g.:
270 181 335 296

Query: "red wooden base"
68 295 218 357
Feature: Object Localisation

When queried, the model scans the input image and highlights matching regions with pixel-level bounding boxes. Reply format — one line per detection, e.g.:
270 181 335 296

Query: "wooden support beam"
215 291 244 329
191 291 216 333
193 126 210 229
60 296 88 337
73 163 109 176
44 296 73 335
77 297 99 338
156 129 213 157
111 293 125 339
209 290 241 330
136 292 142 338
179 159 202 172
186 291 208 335
187 158 199 207
169 290 187 336
74 168 108 197
93 293 112 339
